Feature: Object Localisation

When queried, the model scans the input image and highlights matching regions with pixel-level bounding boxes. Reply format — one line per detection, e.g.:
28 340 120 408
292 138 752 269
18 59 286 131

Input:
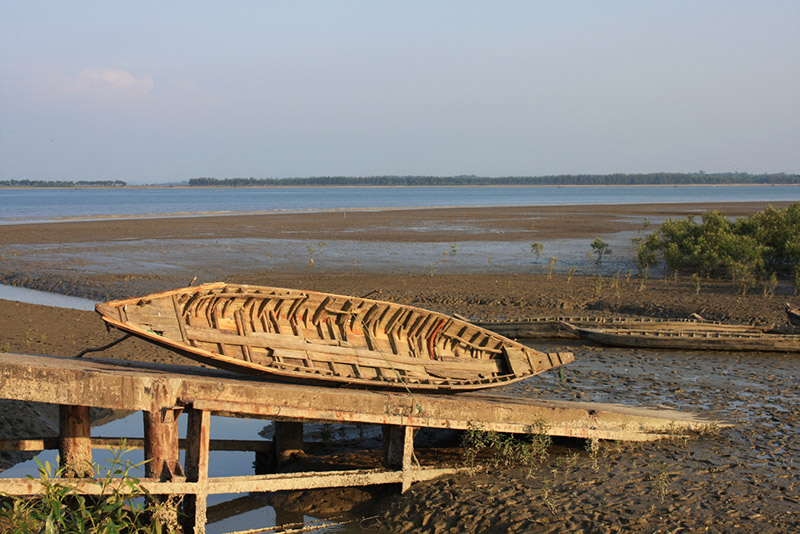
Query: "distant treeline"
188 173 800 187
0 179 127 187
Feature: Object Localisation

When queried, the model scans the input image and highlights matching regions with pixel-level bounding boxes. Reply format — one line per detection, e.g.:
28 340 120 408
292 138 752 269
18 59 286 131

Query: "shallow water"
0 284 96 310
0 230 651 285
3 185 799 224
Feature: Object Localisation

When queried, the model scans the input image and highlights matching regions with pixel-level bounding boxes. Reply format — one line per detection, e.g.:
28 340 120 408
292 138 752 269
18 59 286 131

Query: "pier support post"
183 408 211 534
274 421 304 466
143 406 183 529
383 425 414 492
58 405 92 477
143 407 184 481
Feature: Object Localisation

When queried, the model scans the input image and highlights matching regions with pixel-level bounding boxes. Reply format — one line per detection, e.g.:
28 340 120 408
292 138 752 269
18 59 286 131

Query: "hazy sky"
1 1 798 184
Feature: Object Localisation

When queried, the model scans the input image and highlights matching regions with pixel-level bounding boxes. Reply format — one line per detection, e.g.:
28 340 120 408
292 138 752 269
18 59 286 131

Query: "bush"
637 204 800 286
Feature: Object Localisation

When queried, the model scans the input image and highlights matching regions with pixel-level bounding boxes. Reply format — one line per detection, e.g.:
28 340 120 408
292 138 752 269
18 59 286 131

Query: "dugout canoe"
562 323 800 353
786 303 800 328
95 283 574 391
465 314 770 340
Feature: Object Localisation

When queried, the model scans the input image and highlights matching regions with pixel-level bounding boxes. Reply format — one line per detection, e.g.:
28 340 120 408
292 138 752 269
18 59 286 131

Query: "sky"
1 1 798 184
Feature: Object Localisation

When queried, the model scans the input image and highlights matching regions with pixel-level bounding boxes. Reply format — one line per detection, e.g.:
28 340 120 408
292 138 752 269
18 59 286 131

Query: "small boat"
466 314 770 340
786 303 800 328
95 283 574 391
562 323 800 353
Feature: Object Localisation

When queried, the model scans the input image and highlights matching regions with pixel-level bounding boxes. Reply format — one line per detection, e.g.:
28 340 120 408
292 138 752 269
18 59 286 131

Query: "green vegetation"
0 449 170 533
590 237 612 264
187 172 799 187
462 421 551 474
636 203 800 291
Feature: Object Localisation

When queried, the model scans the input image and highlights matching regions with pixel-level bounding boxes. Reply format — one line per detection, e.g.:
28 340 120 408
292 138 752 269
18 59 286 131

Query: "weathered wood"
58 404 92 477
0 352 728 534
95 282 574 391
786 302 800 328
274 421 305 466
383 425 415 492
143 407 184 481
183 408 211 534
0 353 721 442
0 467 465 497
0 436 272 453
471 314 775 340
564 323 800 352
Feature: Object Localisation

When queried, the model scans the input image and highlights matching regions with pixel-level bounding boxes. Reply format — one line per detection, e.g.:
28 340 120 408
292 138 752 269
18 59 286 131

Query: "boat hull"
96 283 573 391
568 325 800 353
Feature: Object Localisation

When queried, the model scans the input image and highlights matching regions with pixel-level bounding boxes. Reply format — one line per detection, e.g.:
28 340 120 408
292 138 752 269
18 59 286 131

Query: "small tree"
530 242 543 262
591 237 612 264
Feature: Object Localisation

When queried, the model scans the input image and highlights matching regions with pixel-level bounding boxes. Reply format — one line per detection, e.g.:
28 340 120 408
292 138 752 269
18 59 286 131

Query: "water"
0 284 96 310
2 185 798 224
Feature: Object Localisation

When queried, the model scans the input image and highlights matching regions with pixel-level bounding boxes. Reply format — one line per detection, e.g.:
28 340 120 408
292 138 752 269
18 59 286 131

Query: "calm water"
2 185 798 224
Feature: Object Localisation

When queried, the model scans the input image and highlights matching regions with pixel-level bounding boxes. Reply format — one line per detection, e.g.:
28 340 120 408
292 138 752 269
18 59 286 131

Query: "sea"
2 184 798 224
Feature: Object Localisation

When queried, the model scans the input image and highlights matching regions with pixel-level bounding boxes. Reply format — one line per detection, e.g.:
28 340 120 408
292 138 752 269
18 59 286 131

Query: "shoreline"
2 182 798 190
1 200 795 238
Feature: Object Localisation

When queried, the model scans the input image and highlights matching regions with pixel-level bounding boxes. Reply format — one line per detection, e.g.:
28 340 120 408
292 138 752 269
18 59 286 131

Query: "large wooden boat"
786 303 800 328
466 315 770 340
95 283 574 391
562 323 800 353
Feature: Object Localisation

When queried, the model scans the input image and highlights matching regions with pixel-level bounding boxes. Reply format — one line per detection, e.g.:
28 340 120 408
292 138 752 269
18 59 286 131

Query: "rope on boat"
73 333 133 358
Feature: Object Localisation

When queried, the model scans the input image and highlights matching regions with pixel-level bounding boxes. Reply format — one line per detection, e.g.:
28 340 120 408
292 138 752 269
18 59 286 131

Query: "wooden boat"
786 303 800 328
95 283 574 392
562 323 800 353
466 315 770 340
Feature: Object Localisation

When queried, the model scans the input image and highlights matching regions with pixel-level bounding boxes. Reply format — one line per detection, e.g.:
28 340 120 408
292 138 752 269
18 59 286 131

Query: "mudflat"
1 200 799 532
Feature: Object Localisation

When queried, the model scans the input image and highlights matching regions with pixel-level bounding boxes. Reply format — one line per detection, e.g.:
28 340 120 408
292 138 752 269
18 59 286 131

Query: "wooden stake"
58 405 92 477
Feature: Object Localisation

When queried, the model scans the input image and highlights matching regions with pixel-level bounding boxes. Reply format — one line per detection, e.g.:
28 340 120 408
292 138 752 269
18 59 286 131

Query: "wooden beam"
0 437 272 453
0 467 465 496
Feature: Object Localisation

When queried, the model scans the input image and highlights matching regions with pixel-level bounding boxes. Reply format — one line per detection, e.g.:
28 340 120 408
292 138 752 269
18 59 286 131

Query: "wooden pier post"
183 408 211 534
143 405 184 529
383 425 415 492
274 421 304 466
58 405 92 477
143 407 184 481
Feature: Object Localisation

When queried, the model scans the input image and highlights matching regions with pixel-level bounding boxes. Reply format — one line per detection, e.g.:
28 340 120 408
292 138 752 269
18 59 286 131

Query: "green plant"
540 481 557 515
0 448 168 533
547 257 559 278
530 242 543 262
654 462 670 502
590 237 612 264
592 276 604 299
566 267 577 283
461 421 551 473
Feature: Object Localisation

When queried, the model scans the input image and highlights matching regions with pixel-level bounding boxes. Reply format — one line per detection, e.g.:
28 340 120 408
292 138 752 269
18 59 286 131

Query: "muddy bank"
1 201 799 532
